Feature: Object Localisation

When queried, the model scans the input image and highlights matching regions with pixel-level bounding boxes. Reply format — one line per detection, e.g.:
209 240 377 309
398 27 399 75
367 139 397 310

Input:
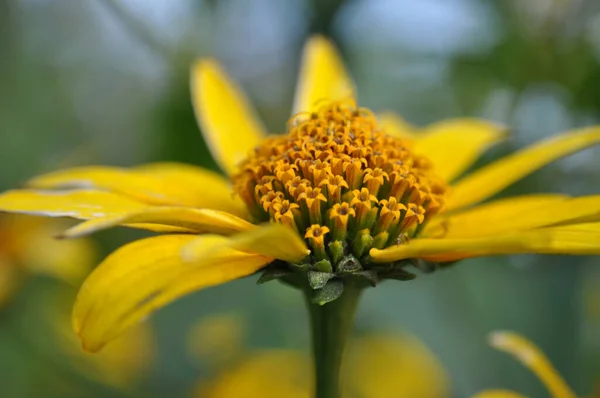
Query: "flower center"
233 100 447 263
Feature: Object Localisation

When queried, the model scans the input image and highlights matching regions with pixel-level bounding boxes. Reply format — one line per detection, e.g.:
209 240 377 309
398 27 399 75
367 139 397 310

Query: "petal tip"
488 330 513 348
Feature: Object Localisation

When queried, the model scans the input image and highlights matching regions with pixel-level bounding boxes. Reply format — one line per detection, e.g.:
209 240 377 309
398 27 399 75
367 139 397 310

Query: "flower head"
0 36 600 351
232 98 447 258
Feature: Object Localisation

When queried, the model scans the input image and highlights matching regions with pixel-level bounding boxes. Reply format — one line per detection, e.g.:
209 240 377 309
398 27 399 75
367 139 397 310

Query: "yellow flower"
189 315 448 398
0 36 600 352
0 215 96 307
473 331 579 398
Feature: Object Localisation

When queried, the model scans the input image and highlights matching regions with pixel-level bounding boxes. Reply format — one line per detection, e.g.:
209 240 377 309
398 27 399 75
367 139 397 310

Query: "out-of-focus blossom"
473 331 578 398
188 314 449 398
51 308 155 391
0 215 97 307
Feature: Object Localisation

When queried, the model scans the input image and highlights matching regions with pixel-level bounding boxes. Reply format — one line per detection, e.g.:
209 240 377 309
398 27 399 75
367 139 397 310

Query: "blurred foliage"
0 0 599 397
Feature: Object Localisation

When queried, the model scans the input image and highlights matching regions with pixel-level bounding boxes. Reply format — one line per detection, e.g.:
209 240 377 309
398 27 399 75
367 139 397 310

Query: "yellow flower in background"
473 331 579 398
189 315 449 398
0 215 96 307
50 307 155 391
0 35 599 352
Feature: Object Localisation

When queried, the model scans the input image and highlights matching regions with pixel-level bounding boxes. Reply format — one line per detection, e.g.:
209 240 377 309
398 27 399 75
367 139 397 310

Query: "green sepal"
311 280 344 305
328 240 346 265
257 268 291 284
409 258 439 273
308 270 335 290
353 270 379 287
314 259 333 273
290 262 311 271
383 269 416 281
337 254 362 274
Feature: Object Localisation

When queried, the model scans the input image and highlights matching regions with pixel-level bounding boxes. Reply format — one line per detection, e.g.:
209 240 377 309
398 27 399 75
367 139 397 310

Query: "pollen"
232 99 448 264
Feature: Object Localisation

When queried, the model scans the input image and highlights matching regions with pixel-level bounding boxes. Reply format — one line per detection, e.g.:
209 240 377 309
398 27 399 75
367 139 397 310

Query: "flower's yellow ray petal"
371 222 600 262
0 189 147 219
61 207 255 238
134 162 247 216
183 223 310 264
447 125 600 211
293 35 355 114
489 331 577 398
27 165 245 215
425 194 591 239
191 59 266 176
414 119 507 182
73 234 271 352
472 391 528 398
378 112 417 141
425 194 568 237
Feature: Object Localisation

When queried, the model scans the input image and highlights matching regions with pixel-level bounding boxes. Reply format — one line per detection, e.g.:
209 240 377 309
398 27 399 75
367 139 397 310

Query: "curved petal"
488 331 577 398
0 189 147 219
370 222 600 263
191 59 266 176
183 223 310 264
471 391 528 398
425 194 577 239
378 112 416 141
292 35 355 114
60 207 255 238
27 165 245 216
447 125 600 211
73 234 271 352
414 119 507 182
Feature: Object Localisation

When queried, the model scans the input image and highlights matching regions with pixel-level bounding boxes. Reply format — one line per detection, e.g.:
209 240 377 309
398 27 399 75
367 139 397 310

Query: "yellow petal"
27 165 245 216
191 59 266 176
471 391 528 398
61 207 255 238
73 234 271 352
134 162 247 216
378 112 417 141
425 194 571 238
0 189 147 219
447 125 600 211
414 118 507 182
371 222 600 262
292 35 355 114
182 223 310 264
489 331 577 398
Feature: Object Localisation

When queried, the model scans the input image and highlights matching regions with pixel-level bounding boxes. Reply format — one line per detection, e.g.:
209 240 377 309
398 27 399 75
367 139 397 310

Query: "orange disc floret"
232 100 448 261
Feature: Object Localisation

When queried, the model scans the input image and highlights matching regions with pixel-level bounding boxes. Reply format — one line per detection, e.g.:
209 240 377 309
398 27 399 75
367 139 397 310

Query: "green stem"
304 284 362 398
